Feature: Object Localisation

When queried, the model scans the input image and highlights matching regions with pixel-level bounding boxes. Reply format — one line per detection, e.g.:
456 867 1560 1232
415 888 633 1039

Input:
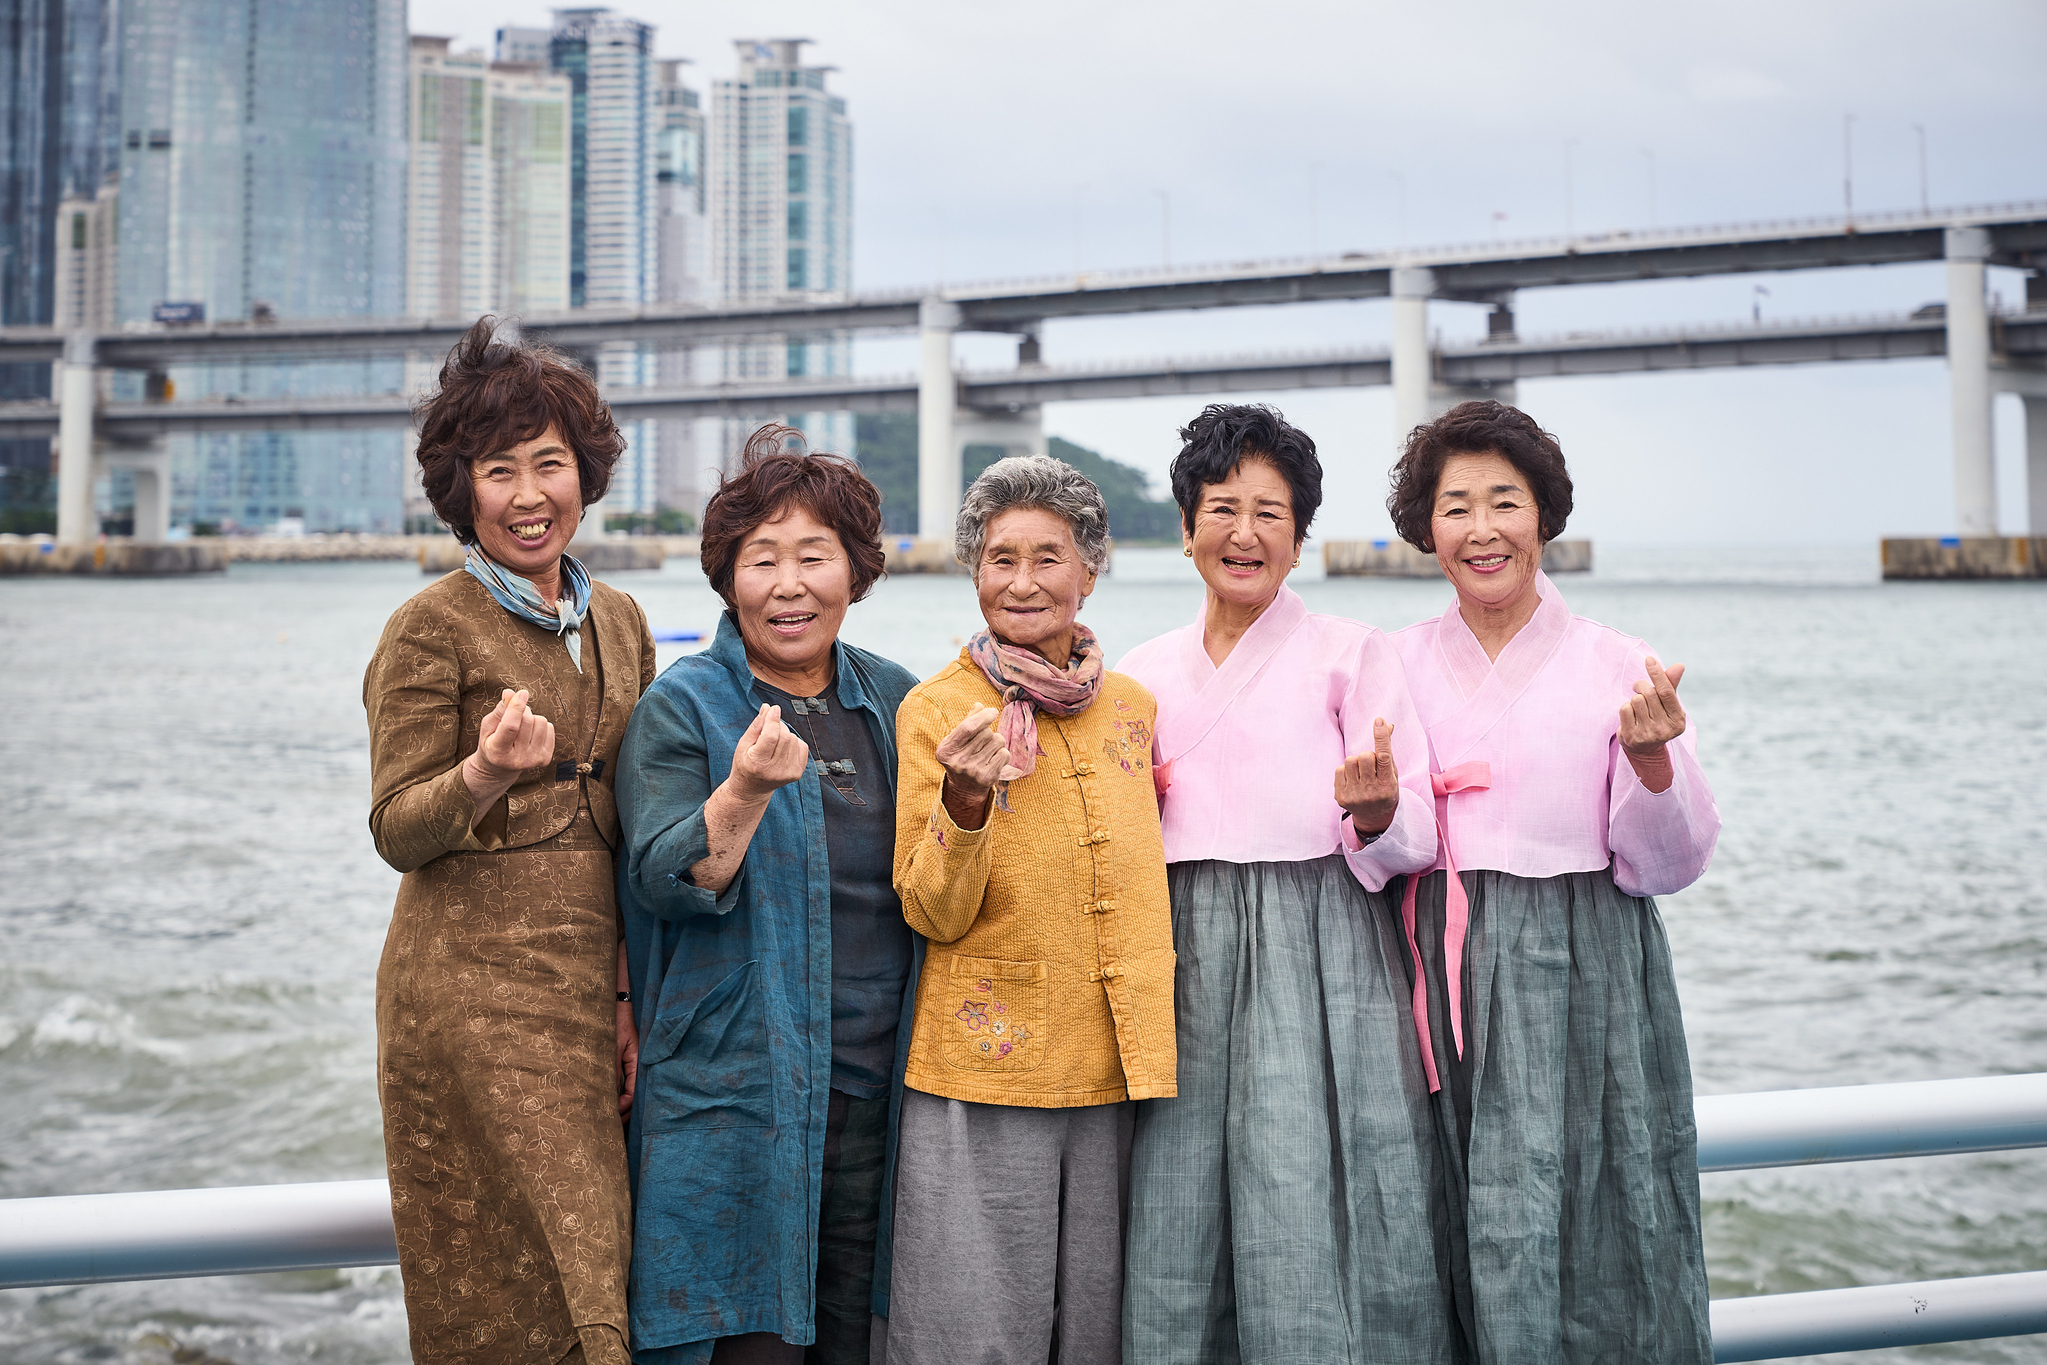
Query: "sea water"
2 546 2043 1364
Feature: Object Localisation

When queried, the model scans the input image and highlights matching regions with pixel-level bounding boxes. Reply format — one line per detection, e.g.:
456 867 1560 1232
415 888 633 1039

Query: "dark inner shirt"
753 676 911 1100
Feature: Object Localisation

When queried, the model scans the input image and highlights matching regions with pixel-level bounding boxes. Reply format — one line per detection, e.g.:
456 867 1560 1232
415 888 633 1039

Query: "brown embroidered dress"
364 569 656 1365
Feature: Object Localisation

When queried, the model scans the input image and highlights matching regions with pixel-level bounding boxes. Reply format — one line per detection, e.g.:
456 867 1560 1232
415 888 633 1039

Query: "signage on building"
152 301 205 325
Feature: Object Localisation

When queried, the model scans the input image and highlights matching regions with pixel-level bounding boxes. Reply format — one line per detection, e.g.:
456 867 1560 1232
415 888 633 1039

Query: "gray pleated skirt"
1410 868 1710 1365
1123 856 1461 1365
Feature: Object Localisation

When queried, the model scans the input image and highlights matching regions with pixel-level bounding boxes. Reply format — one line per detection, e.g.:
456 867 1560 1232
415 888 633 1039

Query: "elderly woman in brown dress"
364 317 656 1365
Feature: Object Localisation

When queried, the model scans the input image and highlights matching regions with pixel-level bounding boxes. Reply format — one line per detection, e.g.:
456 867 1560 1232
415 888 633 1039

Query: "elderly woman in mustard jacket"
883 454 1176 1365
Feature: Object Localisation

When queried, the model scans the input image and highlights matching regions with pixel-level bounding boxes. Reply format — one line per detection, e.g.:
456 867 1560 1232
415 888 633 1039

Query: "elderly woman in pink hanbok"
1118 404 1458 1364
1384 400 1719 1365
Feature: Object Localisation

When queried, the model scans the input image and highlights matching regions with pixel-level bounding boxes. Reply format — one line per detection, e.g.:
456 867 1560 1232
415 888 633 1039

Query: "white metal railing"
2 1075 2044 1362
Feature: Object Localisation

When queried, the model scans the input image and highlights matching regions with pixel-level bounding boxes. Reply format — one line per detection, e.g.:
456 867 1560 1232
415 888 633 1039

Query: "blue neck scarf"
464 548 593 672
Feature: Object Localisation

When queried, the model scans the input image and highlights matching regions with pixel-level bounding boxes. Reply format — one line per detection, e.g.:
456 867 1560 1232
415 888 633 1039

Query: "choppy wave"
3 555 2043 1365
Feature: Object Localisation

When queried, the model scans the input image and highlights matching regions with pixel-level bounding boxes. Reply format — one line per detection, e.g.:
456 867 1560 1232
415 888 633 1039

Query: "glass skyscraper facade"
710 39 855 460
117 0 410 532
498 9 662 516
0 0 118 528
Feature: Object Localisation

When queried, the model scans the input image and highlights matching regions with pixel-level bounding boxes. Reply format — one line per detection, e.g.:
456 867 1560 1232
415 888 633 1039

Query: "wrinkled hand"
728 704 810 802
936 704 1020 798
1334 717 1401 835
616 999 638 1117
475 688 555 780
1619 657 1687 756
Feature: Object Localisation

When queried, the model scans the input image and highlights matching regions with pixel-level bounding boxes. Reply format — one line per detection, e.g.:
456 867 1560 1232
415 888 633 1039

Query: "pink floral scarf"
966 625 1104 808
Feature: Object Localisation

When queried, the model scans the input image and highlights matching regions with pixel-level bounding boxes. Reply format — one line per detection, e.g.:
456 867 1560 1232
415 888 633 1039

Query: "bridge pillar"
1429 378 1517 419
918 298 962 539
956 405 1044 471
55 333 99 546
1945 226 1996 534
1391 266 1435 448
571 496 610 548
2026 396 2047 535
102 443 171 544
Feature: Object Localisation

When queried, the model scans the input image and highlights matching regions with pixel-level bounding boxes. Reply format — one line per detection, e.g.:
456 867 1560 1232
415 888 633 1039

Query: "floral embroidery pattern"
955 987 1032 1057
928 811 950 851
1100 716 1155 776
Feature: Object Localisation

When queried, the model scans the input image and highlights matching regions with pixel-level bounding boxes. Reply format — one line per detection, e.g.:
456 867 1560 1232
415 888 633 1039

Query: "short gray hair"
954 455 1111 577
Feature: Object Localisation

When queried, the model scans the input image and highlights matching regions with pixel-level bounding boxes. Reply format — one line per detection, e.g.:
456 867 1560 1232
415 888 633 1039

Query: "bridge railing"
2 1074 2044 1362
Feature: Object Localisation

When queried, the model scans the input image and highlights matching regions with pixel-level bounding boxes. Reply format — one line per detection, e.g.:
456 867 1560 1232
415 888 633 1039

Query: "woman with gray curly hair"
881 455 1177 1365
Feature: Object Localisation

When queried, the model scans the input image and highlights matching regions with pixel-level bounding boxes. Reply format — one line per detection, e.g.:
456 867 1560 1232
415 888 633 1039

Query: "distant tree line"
852 414 1180 542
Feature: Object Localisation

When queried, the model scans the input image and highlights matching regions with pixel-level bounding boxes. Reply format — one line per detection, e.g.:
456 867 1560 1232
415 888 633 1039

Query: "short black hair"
1387 400 1573 553
1168 403 1323 542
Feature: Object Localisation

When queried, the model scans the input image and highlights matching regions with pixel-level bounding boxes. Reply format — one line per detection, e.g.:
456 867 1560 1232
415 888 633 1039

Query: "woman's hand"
727 704 810 803
687 705 808 896
1334 717 1401 835
936 705 1018 830
461 688 554 829
615 938 638 1118
1619 657 1687 794
475 688 555 779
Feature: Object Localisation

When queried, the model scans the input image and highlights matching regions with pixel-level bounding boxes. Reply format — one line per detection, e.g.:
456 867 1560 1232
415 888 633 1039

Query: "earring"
1183 546 1193 557
1292 556 1300 568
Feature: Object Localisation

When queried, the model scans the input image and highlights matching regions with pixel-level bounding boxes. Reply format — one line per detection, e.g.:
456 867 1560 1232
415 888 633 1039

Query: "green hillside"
852 414 1180 542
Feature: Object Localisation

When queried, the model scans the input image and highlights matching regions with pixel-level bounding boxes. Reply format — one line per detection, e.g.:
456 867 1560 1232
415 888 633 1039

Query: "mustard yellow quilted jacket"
893 651 1177 1108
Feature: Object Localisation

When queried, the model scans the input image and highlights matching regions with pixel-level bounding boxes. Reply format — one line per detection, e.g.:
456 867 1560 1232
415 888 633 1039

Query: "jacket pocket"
640 960 774 1131
939 954 1047 1073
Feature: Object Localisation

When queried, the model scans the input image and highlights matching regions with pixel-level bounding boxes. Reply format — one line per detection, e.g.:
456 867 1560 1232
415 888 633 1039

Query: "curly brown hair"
1386 400 1574 553
699 424 888 607
414 316 624 545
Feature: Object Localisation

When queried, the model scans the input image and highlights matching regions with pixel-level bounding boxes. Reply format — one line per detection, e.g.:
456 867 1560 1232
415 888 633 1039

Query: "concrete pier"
1389 266 1434 442
1945 227 1996 535
917 298 963 539
0 538 226 575
418 538 679 573
1324 538 1592 578
1881 537 2047 579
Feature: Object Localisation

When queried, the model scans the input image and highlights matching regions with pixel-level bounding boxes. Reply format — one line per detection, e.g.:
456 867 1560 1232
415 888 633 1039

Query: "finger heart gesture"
1333 717 1400 836
731 703 811 801
476 688 555 779
1619 656 1688 756
936 704 1019 797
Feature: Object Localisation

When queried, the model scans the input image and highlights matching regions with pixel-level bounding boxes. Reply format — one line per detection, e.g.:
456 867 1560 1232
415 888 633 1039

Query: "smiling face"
1430 450 1545 612
729 501 853 690
975 505 1098 664
468 425 583 589
1186 456 1298 611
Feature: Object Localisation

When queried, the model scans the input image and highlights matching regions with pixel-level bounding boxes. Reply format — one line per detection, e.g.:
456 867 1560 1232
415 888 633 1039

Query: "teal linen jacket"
616 613 921 1362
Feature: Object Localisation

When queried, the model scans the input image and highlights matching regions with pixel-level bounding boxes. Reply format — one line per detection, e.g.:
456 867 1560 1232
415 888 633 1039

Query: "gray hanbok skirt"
1123 856 1460 1365
1409 867 1710 1365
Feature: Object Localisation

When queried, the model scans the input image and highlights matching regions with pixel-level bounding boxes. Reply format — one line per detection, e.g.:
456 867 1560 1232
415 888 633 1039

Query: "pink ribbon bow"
1398 761 1491 1094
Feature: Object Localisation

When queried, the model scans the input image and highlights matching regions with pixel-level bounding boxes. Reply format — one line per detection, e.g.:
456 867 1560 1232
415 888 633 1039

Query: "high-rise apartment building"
496 10 662 516
405 36 572 318
654 58 710 515
0 0 118 526
116 0 410 532
500 10 657 310
709 39 854 460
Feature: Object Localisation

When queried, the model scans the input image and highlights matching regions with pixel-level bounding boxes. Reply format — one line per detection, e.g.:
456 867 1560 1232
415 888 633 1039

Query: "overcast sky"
412 0 2047 544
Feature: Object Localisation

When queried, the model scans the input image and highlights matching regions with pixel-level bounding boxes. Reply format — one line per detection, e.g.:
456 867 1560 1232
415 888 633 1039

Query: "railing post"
917 297 961 541
1945 225 1996 535
55 331 99 546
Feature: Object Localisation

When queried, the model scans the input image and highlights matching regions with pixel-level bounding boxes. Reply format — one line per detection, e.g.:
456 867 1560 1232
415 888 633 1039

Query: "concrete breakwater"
0 534 704 575
1881 537 2047 579
1323 538 1593 578
415 537 692 573
0 538 227 575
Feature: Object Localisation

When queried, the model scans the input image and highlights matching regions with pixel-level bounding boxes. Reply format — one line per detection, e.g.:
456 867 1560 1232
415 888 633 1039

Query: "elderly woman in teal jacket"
616 427 919 1365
